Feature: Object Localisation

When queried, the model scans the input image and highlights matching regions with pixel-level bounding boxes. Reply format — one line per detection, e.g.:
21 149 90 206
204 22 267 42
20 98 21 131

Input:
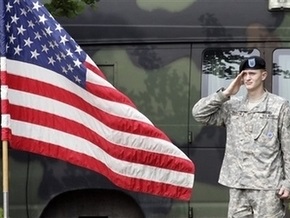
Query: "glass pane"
201 48 260 97
98 64 115 85
273 49 290 101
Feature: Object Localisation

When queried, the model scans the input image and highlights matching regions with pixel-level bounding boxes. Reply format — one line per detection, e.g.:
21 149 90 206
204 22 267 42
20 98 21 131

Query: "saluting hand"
222 71 244 97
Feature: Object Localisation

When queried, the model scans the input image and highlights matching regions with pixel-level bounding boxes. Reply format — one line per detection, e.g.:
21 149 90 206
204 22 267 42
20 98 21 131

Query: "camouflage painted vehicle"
2 0 290 217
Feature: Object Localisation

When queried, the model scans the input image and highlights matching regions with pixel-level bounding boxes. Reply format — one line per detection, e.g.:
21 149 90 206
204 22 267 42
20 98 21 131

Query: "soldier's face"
241 69 267 91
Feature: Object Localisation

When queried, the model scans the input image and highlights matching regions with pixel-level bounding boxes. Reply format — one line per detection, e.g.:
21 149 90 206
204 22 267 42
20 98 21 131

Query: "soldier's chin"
244 84 254 90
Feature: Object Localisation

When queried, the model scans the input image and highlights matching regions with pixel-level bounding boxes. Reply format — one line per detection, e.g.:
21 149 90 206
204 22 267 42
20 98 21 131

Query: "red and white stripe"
1 57 195 200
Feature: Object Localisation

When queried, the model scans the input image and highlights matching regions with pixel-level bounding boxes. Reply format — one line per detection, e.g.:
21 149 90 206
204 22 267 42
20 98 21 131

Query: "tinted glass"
202 48 260 97
273 49 290 101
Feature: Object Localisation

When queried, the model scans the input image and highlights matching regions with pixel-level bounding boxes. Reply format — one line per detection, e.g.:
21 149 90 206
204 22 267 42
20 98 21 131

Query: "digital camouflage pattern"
192 90 290 190
228 189 285 217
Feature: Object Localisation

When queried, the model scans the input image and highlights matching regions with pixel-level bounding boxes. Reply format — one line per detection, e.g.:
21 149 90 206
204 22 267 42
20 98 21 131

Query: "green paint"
92 48 148 93
274 13 290 45
136 0 196 12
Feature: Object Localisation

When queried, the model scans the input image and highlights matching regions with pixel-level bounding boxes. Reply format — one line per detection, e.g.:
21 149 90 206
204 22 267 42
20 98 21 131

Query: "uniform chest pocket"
253 117 278 145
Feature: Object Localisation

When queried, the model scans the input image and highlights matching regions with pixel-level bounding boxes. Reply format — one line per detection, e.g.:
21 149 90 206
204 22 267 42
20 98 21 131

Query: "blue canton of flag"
5 0 86 87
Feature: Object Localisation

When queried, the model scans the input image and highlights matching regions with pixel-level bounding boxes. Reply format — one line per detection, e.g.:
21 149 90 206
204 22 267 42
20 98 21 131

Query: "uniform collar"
238 90 269 112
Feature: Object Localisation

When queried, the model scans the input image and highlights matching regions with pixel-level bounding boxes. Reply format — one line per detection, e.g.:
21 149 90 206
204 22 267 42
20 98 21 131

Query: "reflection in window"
273 49 290 101
202 48 260 97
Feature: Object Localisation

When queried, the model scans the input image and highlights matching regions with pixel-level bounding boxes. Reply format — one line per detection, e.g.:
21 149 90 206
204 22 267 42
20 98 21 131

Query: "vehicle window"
201 48 260 97
273 49 290 101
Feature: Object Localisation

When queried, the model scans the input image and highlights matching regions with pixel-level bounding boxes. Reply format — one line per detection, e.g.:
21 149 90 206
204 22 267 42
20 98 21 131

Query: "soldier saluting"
192 56 290 218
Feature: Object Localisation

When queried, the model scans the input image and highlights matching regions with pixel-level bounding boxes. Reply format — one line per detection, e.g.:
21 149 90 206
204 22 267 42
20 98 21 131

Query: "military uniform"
192 90 290 217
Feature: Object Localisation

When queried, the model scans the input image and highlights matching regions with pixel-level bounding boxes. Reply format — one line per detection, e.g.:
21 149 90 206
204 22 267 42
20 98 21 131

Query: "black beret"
239 56 266 72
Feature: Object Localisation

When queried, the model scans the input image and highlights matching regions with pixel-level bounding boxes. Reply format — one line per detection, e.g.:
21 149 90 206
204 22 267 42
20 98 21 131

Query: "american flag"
0 0 195 200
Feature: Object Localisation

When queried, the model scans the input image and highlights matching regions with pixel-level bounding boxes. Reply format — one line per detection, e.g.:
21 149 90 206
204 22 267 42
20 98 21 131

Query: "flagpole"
2 141 9 218
0 1 9 218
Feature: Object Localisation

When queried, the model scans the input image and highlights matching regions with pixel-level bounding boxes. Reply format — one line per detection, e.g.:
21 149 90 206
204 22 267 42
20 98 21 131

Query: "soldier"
192 56 290 218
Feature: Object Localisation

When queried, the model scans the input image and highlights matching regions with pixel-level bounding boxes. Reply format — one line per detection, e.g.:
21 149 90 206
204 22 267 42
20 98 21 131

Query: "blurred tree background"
43 0 100 17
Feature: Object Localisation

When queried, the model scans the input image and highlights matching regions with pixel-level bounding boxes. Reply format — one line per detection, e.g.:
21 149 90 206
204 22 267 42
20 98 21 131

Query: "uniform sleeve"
280 101 290 190
192 90 230 126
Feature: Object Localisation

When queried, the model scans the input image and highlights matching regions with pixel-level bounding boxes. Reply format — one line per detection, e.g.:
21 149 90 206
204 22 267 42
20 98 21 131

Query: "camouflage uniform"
192 90 290 217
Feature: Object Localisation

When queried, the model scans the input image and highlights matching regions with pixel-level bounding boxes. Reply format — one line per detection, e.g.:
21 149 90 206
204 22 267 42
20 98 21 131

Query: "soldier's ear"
261 70 267 81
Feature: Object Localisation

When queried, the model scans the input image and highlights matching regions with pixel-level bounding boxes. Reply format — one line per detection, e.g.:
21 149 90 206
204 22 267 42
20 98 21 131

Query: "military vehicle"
2 0 290 217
